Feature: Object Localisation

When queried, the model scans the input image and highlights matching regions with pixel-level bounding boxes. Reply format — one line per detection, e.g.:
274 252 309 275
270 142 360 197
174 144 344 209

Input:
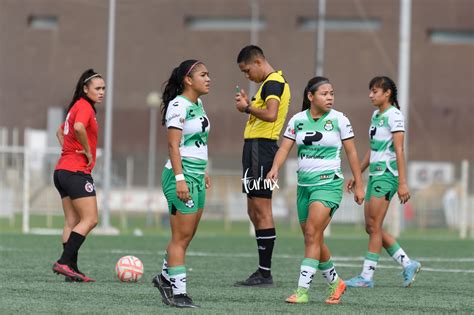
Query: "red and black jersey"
55 98 98 174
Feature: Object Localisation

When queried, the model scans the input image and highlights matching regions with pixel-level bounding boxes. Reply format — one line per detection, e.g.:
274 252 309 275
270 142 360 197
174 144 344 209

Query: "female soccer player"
267 76 365 304
52 69 105 282
345 76 421 288
152 60 211 308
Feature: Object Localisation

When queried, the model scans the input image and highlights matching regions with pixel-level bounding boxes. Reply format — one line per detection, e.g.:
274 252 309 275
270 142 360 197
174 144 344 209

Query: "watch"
244 104 251 114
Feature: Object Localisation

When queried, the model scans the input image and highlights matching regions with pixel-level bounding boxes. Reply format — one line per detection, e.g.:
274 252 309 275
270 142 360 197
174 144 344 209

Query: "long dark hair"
301 76 330 111
67 69 102 113
369 76 400 109
161 59 202 126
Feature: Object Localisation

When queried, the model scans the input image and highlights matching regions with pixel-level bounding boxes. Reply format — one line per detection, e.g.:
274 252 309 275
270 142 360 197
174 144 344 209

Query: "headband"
184 61 202 77
308 80 330 92
84 73 101 83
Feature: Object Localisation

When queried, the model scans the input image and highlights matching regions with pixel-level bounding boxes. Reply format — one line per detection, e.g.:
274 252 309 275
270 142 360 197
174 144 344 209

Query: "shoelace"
295 288 307 297
327 282 337 297
402 270 409 281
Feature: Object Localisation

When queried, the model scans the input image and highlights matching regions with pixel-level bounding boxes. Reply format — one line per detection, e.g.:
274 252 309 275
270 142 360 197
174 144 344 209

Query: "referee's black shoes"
234 269 275 287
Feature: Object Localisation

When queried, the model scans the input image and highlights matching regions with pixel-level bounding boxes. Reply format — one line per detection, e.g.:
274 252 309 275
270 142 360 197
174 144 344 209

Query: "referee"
234 45 291 287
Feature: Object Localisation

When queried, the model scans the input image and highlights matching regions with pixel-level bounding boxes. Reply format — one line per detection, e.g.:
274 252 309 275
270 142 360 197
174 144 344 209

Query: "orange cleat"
325 278 346 305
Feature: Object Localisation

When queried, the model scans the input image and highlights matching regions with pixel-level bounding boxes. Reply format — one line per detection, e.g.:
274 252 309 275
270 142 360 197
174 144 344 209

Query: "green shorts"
365 171 399 201
161 167 206 214
296 178 343 223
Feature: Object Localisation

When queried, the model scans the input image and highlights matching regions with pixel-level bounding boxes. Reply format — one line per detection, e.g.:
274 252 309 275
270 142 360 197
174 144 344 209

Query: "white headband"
84 73 101 83
309 80 330 92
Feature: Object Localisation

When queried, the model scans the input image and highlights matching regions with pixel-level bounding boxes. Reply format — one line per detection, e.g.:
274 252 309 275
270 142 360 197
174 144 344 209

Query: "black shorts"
53 169 96 200
242 138 278 199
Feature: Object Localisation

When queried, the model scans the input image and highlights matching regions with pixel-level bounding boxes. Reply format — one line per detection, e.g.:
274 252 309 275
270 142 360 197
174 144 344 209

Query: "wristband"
175 174 185 181
244 104 251 114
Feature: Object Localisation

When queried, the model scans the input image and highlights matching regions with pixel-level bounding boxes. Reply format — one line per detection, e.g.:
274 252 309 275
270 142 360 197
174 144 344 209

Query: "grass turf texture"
0 222 473 314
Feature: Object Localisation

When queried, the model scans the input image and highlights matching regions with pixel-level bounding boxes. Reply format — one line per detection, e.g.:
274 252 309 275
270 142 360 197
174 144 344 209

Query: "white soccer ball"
115 255 144 282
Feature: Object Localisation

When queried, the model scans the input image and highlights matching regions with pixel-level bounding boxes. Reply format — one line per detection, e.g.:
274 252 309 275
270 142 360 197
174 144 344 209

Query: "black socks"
255 228 276 278
58 231 85 266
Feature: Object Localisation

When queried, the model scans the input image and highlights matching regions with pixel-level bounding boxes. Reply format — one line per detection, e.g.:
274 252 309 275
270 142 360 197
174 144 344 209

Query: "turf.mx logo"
241 168 279 194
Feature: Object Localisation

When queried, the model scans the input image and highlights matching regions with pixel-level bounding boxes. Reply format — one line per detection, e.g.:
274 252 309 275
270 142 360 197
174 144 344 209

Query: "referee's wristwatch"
244 104 251 114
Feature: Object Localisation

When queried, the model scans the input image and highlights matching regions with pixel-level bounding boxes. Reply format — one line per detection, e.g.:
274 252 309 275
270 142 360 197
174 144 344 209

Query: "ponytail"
369 76 400 110
161 59 202 126
67 69 102 113
301 76 330 111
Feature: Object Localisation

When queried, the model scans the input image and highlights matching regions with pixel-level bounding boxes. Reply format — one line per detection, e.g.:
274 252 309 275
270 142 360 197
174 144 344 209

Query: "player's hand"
76 149 93 167
266 168 278 182
398 183 410 204
353 183 365 205
205 173 211 189
176 180 190 202
346 178 355 193
235 88 250 112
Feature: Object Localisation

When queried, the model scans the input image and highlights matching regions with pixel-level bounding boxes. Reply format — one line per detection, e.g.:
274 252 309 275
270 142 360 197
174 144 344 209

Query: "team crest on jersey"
378 119 384 126
84 181 94 193
324 120 334 131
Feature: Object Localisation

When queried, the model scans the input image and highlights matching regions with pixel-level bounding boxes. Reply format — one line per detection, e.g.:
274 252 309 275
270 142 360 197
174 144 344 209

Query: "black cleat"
171 294 200 308
152 274 173 305
234 270 275 287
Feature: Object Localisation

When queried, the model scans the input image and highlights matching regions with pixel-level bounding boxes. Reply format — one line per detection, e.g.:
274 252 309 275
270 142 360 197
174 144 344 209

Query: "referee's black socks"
58 231 85 266
256 228 276 278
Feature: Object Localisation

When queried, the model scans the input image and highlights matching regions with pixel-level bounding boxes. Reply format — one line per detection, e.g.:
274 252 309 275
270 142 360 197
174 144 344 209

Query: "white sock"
168 266 186 295
318 259 339 284
392 248 411 268
361 252 379 280
298 258 318 289
161 256 170 282
320 266 338 284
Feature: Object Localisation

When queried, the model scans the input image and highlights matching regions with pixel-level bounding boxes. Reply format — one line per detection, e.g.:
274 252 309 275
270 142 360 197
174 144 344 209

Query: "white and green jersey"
164 95 210 175
368 106 405 176
284 109 354 186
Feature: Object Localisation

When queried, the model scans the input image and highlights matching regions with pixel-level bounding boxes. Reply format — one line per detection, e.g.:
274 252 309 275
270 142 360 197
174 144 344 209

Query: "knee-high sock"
256 228 276 277
58 231 85 266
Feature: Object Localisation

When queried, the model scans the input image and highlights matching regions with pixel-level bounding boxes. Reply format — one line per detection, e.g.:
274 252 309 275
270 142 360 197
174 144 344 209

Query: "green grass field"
1 220 473 314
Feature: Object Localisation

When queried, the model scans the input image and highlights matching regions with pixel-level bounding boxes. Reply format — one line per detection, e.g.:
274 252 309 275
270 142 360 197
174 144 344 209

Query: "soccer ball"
115 255 144 282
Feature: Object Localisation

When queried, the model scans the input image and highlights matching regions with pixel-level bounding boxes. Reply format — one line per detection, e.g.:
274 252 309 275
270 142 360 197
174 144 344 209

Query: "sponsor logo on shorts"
185 199 194 208
85 181 95 193
242 168 279 194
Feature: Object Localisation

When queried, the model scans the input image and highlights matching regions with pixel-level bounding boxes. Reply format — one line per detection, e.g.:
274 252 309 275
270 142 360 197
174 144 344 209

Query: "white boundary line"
1 246 473 273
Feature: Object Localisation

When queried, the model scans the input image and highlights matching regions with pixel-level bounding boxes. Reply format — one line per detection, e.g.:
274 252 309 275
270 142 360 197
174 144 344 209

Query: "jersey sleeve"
75 105 94 128
261 80 284 102
388 110 405 132
165 101 186 130
339 114 355 140
283 115 296 140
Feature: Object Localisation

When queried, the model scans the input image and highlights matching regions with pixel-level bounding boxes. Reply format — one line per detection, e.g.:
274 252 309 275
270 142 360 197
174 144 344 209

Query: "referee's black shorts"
242 138 279 199
53 169 96 200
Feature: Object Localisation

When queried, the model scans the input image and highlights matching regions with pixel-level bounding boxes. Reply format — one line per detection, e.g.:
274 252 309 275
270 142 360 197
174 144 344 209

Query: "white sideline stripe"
0 246 473 272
